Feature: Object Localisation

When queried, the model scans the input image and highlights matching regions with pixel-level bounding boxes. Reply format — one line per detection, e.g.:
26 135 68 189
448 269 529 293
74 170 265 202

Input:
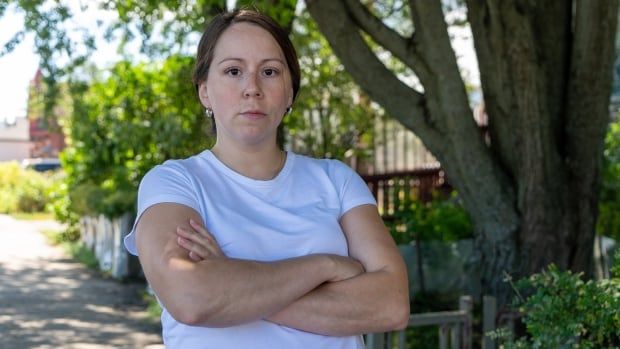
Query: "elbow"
167 299 234 327
167 302 211 326
391 303 410 330
383 291 410 331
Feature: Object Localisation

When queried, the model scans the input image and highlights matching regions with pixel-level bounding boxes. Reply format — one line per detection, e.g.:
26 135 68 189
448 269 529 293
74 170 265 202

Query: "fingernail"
189 219 196 225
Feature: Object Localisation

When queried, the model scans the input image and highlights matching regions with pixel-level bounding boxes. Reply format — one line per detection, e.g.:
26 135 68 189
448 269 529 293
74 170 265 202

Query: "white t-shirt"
124 150 376 349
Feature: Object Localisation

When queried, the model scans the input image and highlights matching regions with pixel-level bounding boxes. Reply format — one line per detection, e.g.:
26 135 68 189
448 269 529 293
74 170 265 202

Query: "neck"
211 141 286 180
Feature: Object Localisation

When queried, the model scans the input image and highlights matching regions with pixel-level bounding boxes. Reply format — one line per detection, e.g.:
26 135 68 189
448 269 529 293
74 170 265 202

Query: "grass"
142 290 163 322
43 229 99 270
10 211 54 221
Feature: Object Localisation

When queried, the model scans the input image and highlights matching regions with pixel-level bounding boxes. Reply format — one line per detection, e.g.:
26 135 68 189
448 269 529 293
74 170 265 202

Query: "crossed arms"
135 202 409 336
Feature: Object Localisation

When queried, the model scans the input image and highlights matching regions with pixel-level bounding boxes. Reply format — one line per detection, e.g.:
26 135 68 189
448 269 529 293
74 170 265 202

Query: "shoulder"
142 150 209 184
290 153 355 178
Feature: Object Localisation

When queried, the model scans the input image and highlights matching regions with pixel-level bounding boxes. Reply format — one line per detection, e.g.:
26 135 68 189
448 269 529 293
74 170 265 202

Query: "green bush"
0 161 57 213
598 118 620 240
60 55 213 222
491 251 620 348
388 192 474 245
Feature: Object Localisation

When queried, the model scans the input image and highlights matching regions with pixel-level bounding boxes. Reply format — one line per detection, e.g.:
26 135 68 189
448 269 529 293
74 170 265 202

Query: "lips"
240 110 267 119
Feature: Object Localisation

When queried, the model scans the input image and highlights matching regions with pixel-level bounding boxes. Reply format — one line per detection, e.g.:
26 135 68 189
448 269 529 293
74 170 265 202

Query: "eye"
263 68 279 77
225 67 241 76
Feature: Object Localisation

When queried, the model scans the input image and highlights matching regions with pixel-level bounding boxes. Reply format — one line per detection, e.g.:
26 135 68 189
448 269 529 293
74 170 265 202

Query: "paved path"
0 214 164 348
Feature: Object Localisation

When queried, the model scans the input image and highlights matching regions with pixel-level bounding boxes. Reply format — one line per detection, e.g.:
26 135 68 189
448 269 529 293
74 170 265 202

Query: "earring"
205 108 214 118
286 106 293 115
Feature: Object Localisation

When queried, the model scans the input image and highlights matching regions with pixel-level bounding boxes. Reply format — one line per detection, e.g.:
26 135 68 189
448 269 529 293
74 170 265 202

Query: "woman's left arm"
265 204 410 336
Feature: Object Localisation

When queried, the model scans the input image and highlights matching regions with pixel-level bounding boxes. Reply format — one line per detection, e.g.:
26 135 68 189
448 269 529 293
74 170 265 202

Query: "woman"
124 9 409 348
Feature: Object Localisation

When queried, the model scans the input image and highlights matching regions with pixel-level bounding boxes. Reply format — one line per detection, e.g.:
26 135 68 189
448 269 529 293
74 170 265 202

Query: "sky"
0 10 39 122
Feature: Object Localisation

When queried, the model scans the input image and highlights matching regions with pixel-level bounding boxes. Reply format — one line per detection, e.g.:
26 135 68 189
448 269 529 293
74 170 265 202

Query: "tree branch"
405 0 481 134
342 0 431 81
306 0 444 151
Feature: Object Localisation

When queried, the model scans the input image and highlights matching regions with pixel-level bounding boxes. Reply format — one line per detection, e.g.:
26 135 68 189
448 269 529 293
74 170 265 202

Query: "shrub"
389 192 474 245
0 161 57 213
598 118 620 240
491 251 620 348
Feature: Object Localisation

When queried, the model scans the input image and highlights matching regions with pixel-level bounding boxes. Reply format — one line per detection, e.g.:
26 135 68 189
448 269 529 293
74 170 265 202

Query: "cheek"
208 86 237 110
272 76 293 105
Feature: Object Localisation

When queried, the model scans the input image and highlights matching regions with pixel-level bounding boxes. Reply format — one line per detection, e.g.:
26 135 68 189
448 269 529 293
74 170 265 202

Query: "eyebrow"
217 57 285 65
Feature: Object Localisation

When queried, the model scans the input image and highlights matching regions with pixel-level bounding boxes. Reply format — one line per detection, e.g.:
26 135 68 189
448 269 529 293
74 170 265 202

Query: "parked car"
21 158 61 172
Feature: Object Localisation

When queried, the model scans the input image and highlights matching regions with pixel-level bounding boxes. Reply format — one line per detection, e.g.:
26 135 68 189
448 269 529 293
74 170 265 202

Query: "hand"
176 219 225 261
326 255 365 282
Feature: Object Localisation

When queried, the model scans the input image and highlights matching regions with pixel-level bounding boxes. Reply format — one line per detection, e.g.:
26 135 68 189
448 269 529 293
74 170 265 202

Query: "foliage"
60 55 213 219
388 192 474 245
286 10 377 160
597 117 620 240
0 161 57 213
490 253 620 348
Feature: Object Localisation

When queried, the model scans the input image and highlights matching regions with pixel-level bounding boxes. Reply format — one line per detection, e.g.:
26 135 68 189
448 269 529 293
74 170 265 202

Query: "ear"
286 87 294 109
198 82 211 108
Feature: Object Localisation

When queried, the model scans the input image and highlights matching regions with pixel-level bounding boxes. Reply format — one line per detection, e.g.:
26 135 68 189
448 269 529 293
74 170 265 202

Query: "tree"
306 0 618 306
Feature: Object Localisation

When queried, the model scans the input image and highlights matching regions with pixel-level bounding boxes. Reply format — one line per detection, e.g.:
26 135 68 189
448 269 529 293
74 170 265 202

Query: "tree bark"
307 0 618 308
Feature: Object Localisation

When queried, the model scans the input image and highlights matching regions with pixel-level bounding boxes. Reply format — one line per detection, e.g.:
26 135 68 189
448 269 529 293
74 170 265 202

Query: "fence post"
111 212 132 279
459 295 473 349
365 333 385 349
482 295 497 349
450 324 460 349
397 329 406 349
439 325 449 349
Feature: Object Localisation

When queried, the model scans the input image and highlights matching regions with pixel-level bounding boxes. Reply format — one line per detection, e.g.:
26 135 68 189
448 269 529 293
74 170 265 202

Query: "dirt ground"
0 214 164 349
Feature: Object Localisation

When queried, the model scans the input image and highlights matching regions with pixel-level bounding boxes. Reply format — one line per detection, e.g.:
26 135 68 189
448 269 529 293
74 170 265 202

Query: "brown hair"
192 9 301 102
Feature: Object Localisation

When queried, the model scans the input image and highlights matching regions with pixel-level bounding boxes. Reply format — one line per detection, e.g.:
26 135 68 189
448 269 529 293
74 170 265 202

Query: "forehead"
213 22 285 62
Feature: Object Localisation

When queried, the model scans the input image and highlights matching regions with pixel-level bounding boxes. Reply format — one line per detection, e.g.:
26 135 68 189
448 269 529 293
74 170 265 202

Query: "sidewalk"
0 214 164 349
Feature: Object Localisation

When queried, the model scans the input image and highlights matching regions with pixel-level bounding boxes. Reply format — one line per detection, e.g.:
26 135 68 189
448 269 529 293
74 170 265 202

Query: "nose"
243 73 263 98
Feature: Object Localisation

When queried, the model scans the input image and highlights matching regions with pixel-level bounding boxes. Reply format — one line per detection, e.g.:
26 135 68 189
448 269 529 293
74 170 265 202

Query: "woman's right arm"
135 202 362 327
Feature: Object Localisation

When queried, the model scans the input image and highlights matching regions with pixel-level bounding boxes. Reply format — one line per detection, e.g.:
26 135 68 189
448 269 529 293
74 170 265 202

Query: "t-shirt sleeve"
123 162 200 256
328 160 377 218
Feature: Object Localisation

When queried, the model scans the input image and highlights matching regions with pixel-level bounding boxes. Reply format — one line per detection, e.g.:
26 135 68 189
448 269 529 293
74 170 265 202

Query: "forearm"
151 253 334 327
266 269 410 336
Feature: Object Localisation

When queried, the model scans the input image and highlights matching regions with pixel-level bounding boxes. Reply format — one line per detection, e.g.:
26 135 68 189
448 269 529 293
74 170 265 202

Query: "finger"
177 228 223 257
176 227 222 254
177 236 214 259
189 251 203 262
187 221 223 255
176 226 210 245
189 219 218 243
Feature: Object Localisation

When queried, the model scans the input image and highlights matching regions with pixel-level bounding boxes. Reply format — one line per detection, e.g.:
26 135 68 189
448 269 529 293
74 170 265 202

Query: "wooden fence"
366 295 518 349
366 296 473 349
362 166 452 218
79 213 138 279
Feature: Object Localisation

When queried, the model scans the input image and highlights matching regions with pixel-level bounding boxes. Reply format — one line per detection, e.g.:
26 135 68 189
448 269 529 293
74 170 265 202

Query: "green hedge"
0 161 58 213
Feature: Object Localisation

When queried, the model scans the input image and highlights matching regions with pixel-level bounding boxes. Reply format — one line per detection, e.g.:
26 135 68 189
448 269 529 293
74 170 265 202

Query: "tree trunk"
307 0 618 308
